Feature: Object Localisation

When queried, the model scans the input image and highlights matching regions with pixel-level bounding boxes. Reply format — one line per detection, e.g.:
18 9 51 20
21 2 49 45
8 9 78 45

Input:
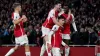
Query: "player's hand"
22 15 27 19
58 10 64 16
68 9 71 15
22 15 27 22
65 45 69 49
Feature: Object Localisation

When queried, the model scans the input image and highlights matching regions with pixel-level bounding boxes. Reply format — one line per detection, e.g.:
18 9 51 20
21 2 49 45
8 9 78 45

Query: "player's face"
17 5 21 12
56 4 61 11
63 6 69 13
59 19 65 25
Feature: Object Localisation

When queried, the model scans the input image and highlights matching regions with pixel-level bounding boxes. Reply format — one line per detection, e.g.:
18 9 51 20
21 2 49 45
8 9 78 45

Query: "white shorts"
15 35 28 46
62 34 70 40
51 47 61 56
41 26 51 37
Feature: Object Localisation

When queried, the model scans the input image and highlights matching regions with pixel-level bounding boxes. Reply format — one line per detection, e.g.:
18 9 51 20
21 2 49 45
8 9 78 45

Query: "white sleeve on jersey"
71 14 77 31
12 13 20 27
51 25 59 31
47 25 59 44
47 10 55 19
13 13 20 21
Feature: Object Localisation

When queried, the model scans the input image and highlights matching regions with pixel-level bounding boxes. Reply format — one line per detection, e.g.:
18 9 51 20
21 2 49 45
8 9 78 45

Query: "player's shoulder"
13 12 19 16
52 25 60 31
53 25 59 29
49 9 55 13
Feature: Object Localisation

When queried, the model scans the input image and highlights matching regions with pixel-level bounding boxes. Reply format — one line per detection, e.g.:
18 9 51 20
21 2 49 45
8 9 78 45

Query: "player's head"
54 2 61 11
58 15 65 25
12 3 21 12
63 5 69 14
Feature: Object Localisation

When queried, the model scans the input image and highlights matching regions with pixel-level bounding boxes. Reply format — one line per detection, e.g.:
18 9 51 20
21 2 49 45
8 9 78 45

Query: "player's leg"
40 26 51 56
24 44 31 56
40 35 51 56
40 26 47 56
52 47 61 56
45 40 52 56
22 35 31 56
62 34 70 56
44 29 52 56
40 36 48 56
40 44 46 56
5 45 19 56
5 37 20 56
63 39 70 56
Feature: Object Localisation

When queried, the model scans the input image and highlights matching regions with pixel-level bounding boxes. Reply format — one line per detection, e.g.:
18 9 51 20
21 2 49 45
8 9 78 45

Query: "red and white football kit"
48 25 66 56
61 13 77 39
42 9 59 37
12 12 28 45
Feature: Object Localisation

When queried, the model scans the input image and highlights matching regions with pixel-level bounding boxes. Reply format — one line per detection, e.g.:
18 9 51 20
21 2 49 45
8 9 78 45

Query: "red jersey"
51 25 63 48
42 9 59 29
12 12 25 37
62 13 74 34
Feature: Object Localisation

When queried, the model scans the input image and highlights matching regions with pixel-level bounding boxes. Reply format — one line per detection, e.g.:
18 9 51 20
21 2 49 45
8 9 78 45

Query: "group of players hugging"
5 2 77 56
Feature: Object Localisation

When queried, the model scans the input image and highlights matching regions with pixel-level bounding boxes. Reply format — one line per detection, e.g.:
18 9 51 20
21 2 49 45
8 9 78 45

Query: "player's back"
42 9 59 29
51 25 63 48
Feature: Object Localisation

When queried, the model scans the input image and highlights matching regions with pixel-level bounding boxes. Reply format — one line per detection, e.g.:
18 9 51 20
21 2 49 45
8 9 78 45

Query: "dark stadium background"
0 0 100 46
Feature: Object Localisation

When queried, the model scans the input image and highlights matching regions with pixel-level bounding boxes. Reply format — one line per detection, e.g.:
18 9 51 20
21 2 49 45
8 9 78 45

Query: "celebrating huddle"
40 2 77 56
5 2 77 56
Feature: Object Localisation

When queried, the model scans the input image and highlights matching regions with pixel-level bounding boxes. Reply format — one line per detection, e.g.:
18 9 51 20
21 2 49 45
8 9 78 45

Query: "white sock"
48 53 52 56
45 43 51 56
65 47 70 56
5 48 15 56
25 52 31 56
40 44 46 56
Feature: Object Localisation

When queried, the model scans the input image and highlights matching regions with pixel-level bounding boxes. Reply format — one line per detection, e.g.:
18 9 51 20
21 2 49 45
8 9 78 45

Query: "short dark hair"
54 1 61 5
12 3 21 9
58 15 66 20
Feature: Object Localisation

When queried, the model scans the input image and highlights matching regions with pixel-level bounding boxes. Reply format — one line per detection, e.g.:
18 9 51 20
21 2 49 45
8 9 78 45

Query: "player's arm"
50 10 62 27
71 14 77 32
58 9 64 16
61 41 66 46
47 25 59 44
52 16 63 27
13 18 23 25
13 15 26 24
59 9 71 23
61 41 69 48
66 9 71 22
22 15 27 22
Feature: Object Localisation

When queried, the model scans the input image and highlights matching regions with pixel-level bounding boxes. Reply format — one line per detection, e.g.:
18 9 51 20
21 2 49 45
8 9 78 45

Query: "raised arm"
71 14 77 32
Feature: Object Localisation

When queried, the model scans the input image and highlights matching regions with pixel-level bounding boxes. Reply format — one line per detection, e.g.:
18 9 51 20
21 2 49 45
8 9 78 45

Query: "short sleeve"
48 10 55 18
51 25 59 32
12 13 20 21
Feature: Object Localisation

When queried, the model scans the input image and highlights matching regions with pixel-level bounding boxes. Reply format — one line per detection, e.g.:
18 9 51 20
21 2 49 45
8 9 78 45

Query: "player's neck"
54 8 57 11
14 10 19 13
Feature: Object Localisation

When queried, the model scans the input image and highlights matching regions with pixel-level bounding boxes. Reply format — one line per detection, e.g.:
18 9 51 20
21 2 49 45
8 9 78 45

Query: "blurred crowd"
0 0 100 46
